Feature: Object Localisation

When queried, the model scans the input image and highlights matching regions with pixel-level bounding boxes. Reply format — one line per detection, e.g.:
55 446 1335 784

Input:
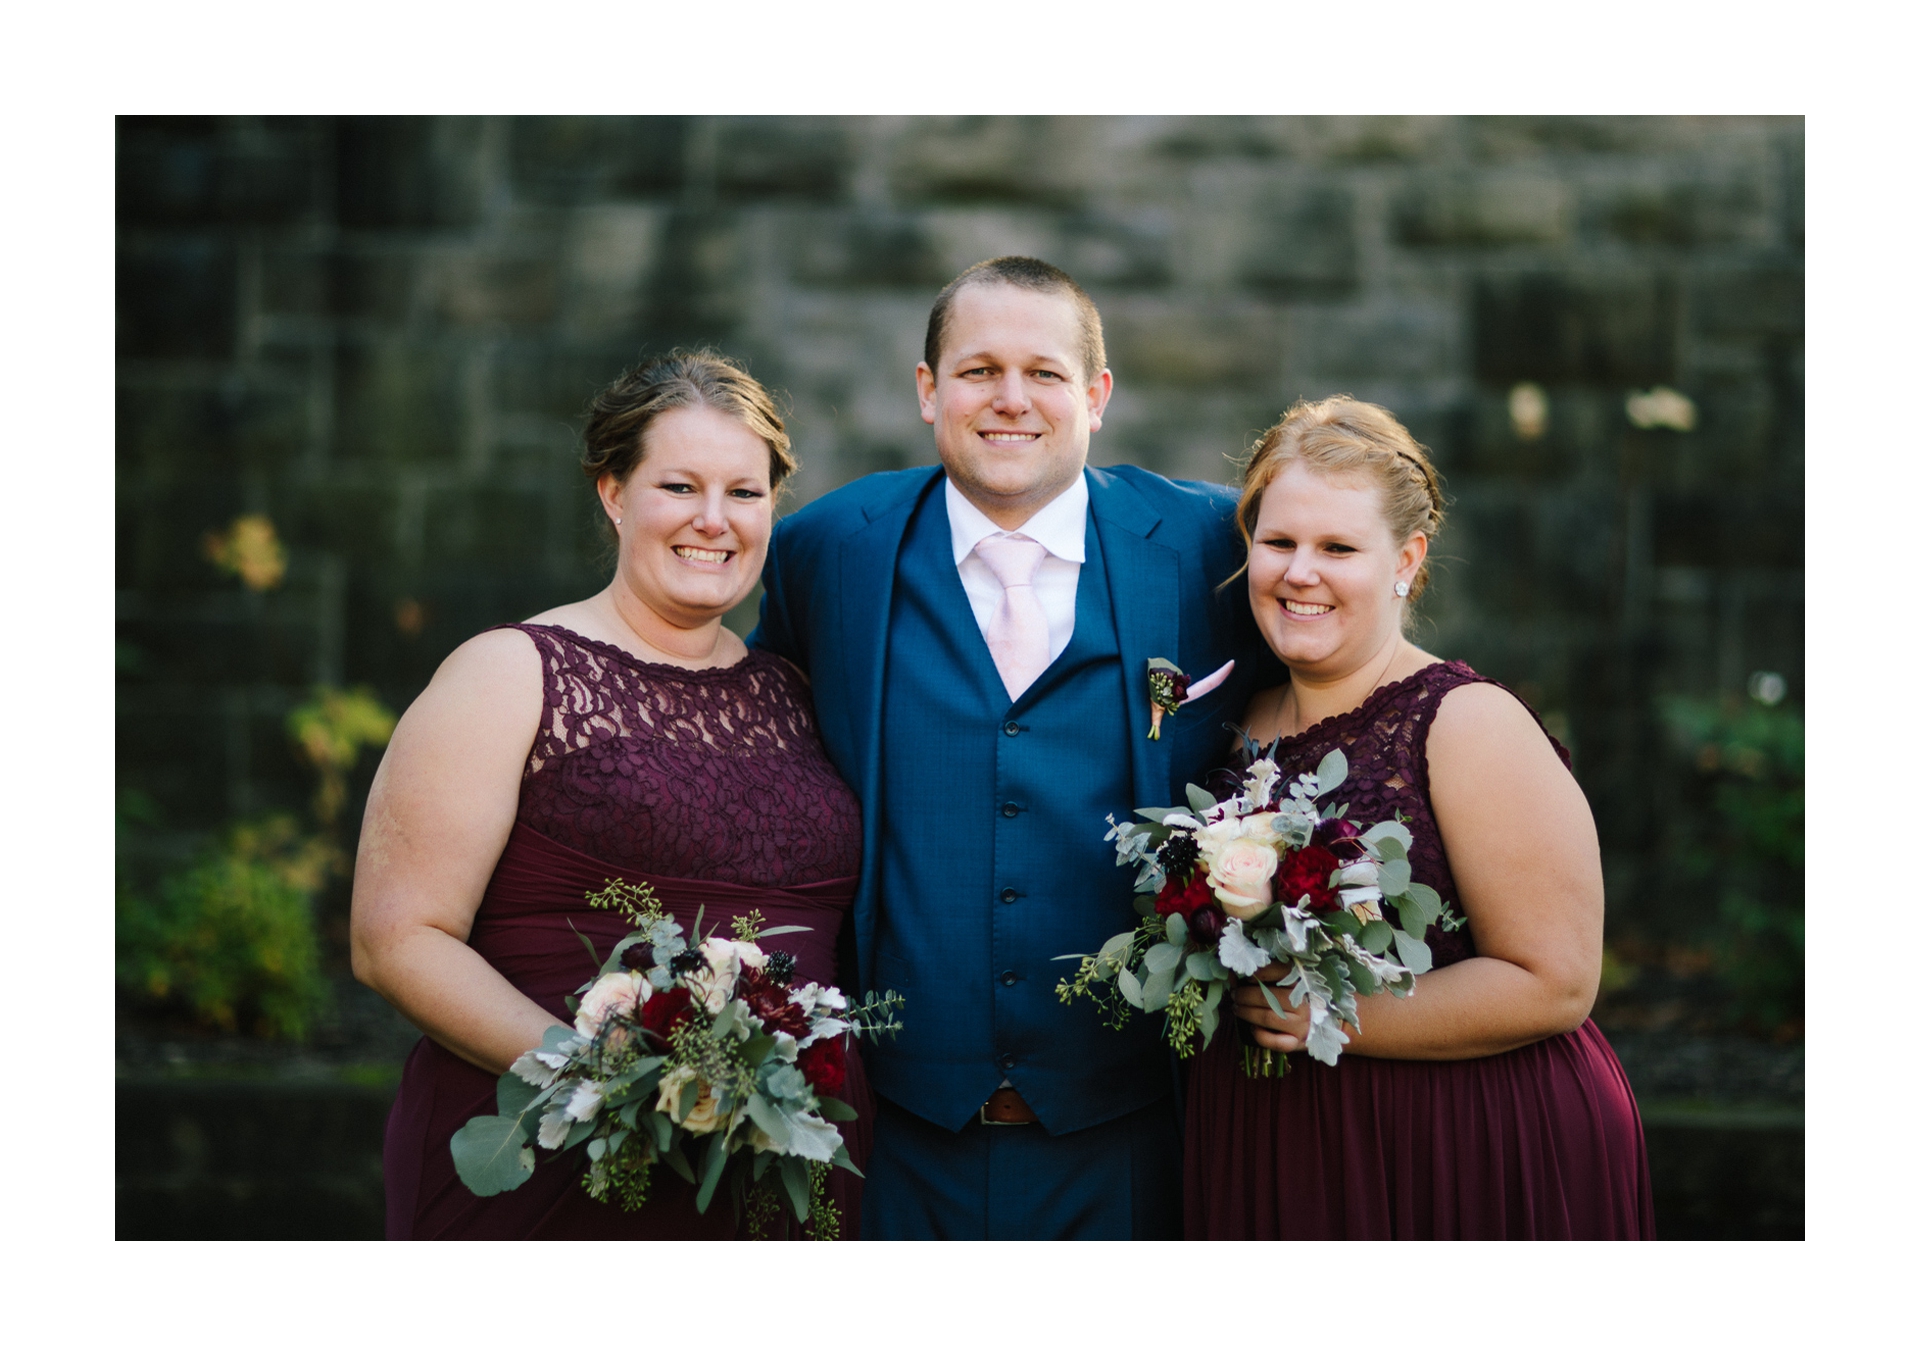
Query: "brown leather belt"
978 1087 1040 1126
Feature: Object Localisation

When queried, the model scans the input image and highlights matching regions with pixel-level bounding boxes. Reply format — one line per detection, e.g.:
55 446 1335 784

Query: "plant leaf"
694 1131 729 1213
449 1111 538 1197
1186 783 1218 813
1359 919 1395 954
816 1096 858 1122
1115 966 1145 1008
1392 929 1433 973
1144 941 1185 974
1315 748 1348 795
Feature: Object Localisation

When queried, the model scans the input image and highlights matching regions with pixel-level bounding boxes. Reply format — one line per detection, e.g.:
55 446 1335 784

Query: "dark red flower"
1154 873 1214 920
639 985 695 1041
1188 903 1227 946
740 970 812 1039
1314 819 1367 860
797 1037 847 1098
1277 844 1342 912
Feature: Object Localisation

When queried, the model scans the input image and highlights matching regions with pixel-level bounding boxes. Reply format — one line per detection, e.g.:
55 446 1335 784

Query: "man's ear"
916 362 938 426
1085 368 1114 432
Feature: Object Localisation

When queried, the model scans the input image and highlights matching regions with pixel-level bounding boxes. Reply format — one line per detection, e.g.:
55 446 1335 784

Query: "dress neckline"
1259 659 1470 751
521 622 762 681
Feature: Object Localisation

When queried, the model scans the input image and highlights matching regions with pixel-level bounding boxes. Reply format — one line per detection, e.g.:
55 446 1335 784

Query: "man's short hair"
923 256 1108 386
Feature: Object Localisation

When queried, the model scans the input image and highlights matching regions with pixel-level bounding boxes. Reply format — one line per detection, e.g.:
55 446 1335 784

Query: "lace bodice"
1222 660 1570 970
504 624 862 887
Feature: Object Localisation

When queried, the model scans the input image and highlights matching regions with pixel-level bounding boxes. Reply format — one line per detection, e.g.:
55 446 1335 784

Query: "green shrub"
116 815 337 1039
1658 692 1804 1031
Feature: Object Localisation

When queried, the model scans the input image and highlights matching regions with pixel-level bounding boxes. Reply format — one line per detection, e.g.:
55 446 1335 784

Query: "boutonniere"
1146 658 1234 740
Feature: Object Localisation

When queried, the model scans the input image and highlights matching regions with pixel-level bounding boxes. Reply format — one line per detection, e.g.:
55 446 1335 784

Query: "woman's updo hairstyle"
1233 395 1446 602
581 348 797 497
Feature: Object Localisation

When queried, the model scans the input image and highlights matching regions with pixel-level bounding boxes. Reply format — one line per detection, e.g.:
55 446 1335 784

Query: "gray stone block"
1395 171 1573 247
1473 272 1679 385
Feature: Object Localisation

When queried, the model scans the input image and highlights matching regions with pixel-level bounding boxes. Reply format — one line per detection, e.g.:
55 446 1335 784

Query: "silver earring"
1394 581 1410 598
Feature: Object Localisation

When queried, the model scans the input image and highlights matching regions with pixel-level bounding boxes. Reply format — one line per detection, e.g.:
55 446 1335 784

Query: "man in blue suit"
750 257 1264 1239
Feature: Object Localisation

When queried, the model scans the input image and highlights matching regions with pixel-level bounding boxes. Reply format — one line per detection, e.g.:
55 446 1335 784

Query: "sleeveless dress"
381 624 871 1239
1184 660 1655 1239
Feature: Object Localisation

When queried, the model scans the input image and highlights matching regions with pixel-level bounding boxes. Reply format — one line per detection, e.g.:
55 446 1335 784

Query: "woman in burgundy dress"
1185 396 1653 1239
351 350 871 1239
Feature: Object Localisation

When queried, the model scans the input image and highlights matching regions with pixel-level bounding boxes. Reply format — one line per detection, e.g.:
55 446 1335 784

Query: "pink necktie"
971 533 1051 701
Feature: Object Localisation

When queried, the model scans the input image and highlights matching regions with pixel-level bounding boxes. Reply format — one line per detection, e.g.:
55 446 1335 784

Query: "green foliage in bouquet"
1658 691 1804 1030
115 813 337 1038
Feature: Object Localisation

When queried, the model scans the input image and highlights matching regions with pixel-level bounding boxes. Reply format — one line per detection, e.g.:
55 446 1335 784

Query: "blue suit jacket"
749 464 1267 1129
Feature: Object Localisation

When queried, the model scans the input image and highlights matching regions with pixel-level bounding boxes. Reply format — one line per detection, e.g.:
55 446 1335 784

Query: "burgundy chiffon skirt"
1184 1018 1654 1239
382 821 873 1240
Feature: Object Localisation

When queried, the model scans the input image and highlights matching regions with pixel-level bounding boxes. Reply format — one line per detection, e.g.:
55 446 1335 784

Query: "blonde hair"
1232 395 1446 601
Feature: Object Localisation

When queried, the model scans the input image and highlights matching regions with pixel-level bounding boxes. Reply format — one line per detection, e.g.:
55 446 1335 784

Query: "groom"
750 257 1263 1239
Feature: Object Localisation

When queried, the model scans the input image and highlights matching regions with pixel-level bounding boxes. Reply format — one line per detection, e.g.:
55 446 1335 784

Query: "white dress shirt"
946 471 1088 666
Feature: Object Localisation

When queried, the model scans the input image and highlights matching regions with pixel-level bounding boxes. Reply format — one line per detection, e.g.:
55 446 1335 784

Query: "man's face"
916 283 1113 529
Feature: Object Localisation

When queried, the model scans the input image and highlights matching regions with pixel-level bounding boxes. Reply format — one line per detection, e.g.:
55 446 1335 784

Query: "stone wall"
116 116 1803 936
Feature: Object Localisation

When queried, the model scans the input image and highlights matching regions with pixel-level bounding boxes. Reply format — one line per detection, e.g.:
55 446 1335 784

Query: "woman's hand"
350 628 561 1076
1230 964 1322 1054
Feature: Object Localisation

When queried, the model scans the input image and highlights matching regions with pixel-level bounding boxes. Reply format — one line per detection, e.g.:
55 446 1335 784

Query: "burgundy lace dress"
1184 661 1654 1239
382 625 869 1239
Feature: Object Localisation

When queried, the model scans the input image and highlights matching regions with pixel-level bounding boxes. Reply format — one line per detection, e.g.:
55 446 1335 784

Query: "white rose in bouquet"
1208 840 1280 919
689 936 767 1013
575 971 650 1038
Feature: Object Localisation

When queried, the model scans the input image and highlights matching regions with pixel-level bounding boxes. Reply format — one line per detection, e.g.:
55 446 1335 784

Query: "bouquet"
1057 746 1460 1077
451 880 902 1236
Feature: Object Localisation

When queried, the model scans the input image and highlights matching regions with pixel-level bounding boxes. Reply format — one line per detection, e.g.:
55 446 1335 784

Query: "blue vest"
866 489 1170 1134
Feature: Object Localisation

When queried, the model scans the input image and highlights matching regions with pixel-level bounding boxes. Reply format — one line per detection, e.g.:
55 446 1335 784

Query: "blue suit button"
1003 720 1021 736
999 888 1018 904
996 1053 1016 1071
1000 802 1021 818
1000 971 1018 986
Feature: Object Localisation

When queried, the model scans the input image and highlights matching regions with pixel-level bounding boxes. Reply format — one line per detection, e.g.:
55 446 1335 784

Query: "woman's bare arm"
349 629 563 1075
1235 681 1604 1060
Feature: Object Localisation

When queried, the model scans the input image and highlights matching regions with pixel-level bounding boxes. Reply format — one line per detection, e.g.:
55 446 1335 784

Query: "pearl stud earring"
1394 581 1410 598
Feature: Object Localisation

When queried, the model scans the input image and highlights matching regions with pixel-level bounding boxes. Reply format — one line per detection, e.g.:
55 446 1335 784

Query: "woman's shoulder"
1426 668 1572 773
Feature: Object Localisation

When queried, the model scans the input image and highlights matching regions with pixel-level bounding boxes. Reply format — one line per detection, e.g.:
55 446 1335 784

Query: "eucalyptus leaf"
1164 911 1189 948
1186 783 1219 813
694 1131 729 1213
449 1114 538 1197
1362 820 1413 853
1400 883 1442 928
1256 980 1289 1019
1323 909 1361 937
1373 834 1408 863
1348 964 1378 997
1359 920 1395 954
1315 748 1348 795
651 1111 674 1155
1141 965 1175 1012
661 1140 694 1183
562 1116 596 1151
756 924 812 938
1377 858 1412 897
1115 966 1146 1008
779 1154 810 1222
1393 929 1433 973
816 1096 859 1122
1144 941 1185 975
495 1071 543 1120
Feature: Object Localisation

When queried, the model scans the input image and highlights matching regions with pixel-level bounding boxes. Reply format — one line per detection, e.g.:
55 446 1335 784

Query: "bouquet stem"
1240 1042 1290 1080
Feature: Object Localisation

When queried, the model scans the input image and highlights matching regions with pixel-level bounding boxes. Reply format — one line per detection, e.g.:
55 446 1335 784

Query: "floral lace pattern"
1224 660 1570 971
504 624 862 888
